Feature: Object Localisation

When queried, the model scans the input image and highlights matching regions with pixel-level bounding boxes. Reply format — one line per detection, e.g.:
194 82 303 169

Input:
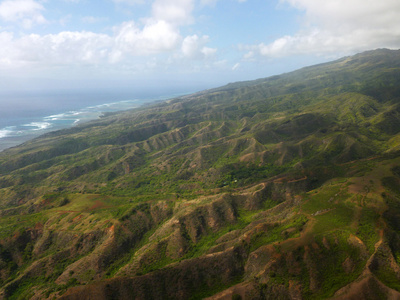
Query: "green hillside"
1 49 400 299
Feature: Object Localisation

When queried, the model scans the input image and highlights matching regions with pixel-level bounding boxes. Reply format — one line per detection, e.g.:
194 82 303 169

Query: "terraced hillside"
1 49 400 299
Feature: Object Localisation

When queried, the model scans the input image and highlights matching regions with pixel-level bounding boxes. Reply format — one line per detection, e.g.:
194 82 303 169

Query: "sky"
1 0 400 94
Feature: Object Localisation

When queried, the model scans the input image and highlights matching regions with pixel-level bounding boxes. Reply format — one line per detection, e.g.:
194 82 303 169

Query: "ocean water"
0 91 180 152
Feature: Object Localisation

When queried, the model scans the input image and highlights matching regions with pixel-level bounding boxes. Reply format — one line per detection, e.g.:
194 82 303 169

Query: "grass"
105 249 136 278
0 212 47 239
134 203 281 276
7 277 46 300
137 242 175 275
302 185 344 215
375 268 400 291
301 182 357 236
186 201 284 257
4 253 85 300
116 217 171 277
302 231 366 299
312 204 355 235
249 214 308 252
356 207 380 253
188 274 244 300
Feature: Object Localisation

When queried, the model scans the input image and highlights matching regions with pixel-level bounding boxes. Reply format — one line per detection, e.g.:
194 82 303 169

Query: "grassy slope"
0 49 400 299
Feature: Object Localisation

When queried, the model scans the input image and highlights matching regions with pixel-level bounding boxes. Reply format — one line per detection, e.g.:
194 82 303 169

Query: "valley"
0 49 400 299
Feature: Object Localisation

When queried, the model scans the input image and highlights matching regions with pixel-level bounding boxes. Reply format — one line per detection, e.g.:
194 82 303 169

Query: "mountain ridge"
1 49 400 299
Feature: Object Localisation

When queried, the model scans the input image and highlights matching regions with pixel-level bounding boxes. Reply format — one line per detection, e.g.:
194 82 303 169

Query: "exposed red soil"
87 200 113 211
56 211 80 214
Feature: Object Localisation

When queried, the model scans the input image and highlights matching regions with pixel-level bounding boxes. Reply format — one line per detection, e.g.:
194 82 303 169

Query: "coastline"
0 98 156 152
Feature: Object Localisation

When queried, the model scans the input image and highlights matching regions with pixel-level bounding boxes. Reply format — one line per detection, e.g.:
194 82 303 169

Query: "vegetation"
0 49 400 299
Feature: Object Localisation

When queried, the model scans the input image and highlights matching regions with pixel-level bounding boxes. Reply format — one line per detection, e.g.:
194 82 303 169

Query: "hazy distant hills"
1 49 400 299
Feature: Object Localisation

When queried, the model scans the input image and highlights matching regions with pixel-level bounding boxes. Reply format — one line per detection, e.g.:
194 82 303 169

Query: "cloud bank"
247 0 400 58
0 0 399 83
0 0 216 73
0 0 46 28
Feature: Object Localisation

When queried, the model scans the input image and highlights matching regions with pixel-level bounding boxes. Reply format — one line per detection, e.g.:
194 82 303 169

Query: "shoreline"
0 98 151 152
0 91 193 153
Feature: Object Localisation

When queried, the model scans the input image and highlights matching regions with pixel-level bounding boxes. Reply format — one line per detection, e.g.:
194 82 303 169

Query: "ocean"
0 90 183 152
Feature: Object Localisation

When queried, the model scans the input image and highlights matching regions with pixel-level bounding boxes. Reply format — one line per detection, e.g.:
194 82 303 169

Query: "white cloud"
181 34 216 59
201 46 216 57
0 0 217 73
110 0 197 61
152 0 194 26
11 31 112 66
112 20 181 60
0 0 46 28
248 0 400 58
0 28 214 69
0 31 17 66
283 0 400 30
